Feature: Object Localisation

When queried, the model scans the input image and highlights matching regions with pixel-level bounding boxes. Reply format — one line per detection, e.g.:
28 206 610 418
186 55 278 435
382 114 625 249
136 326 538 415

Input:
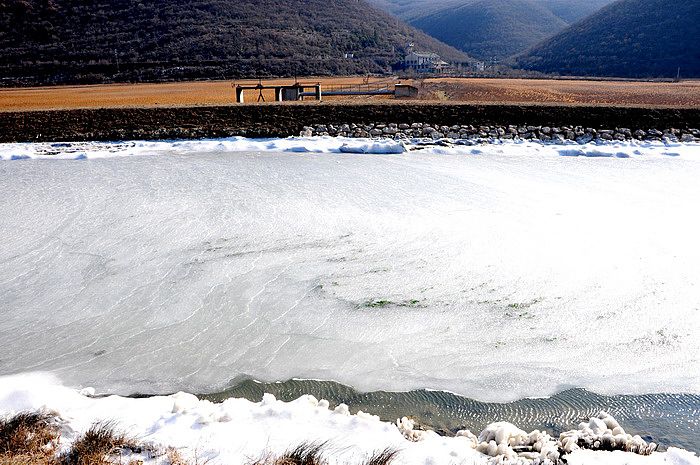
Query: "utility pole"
676 66 681 82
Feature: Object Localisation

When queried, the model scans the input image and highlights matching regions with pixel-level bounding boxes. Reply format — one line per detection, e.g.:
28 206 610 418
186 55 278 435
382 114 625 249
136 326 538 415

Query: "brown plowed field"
417 78 700 107
1 77 699 111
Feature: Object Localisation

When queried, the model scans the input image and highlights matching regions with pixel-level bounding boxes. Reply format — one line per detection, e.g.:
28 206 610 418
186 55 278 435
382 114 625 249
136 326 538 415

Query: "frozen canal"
0 138 699 403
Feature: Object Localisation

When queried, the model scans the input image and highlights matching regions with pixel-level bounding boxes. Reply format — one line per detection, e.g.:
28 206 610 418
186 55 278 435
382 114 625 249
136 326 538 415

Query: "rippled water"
203 379 700 453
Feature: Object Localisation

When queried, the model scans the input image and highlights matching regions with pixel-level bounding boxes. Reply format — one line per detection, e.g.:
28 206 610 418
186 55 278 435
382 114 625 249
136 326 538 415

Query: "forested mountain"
410 0 568 60
516 0 700 78
366 0 460 20
0 0 468 85
369 0 612 22
537 0 614 22
369 0 614 61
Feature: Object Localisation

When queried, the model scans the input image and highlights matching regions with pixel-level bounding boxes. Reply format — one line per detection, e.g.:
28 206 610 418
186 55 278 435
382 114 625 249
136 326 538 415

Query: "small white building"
471 61 486 72
403 46 449 73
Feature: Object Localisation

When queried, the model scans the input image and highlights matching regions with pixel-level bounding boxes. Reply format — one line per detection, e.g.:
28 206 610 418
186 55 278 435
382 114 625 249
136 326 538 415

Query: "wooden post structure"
234 82 324 103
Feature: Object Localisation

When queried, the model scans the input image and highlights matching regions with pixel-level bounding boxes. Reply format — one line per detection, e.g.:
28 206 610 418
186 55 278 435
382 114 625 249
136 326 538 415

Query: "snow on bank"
0 137 407 160
0 136 699 160
0 374 697 465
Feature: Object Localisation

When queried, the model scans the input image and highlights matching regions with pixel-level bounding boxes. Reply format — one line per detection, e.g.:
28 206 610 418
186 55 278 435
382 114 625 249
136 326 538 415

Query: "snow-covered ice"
0 137 699 402
1 373 698 465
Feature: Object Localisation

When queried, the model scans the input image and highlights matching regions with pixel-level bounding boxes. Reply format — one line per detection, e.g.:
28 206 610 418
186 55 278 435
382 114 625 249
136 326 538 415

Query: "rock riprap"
301 123 700 143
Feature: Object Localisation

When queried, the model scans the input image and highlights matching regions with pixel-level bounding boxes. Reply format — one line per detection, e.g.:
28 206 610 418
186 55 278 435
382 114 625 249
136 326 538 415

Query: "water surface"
205 379 700 453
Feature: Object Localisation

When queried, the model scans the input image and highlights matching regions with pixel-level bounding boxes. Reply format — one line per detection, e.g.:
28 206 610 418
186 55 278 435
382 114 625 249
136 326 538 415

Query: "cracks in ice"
270 279 321 323
99 249 260 379
205 254 301 368
242 252 279 317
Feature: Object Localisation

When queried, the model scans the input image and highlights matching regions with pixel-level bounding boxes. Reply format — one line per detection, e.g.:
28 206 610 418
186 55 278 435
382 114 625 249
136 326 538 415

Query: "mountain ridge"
516 0 700 78
0 0 468 85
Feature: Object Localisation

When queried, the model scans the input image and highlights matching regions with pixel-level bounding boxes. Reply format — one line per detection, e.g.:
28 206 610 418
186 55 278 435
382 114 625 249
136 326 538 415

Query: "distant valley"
369 0 700 78
369 0 614 60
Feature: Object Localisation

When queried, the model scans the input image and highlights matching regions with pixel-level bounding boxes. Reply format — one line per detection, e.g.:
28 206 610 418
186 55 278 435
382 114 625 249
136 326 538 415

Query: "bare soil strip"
1 78 699 111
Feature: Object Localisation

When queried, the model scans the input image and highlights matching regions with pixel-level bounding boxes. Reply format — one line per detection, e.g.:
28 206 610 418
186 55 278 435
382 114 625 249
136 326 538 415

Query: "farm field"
1 77 699 111
418 78 700 107
0 77 395 111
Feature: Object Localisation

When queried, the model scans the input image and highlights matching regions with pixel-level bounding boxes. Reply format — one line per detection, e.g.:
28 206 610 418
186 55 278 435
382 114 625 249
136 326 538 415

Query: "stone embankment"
301 123 700 143
2 103 700 143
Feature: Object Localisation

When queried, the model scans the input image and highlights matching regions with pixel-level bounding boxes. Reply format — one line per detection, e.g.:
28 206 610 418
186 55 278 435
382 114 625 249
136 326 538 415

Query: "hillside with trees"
0 0 468 86
409 0 568 60
516 0 700 78
366 0 459 20
372 0 614 61
370 0 612 22
537 0 614 22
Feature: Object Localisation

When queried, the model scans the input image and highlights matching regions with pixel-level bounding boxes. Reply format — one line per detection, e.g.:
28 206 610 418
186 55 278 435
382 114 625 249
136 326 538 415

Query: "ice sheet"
0 138 699 401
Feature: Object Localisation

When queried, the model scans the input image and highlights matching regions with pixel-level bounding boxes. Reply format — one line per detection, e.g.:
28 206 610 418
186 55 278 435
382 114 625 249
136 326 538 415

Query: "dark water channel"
202 379 700 453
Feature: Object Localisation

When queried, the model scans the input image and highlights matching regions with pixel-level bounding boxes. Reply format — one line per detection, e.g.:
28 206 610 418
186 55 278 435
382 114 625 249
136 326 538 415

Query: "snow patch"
0 374 696 465
1 137 699 160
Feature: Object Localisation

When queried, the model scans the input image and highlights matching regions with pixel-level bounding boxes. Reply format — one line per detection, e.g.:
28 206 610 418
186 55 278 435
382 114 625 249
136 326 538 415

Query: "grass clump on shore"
62 422 140 465
0 411 60 464
249 443 398 465
276 442 326 465
249 442 327 465
364 448 399 465
0 412 144 465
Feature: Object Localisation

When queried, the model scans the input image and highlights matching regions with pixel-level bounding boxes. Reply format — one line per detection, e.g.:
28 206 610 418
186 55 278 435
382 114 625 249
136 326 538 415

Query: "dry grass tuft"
61 421 138 465
0 413 167 465
275 442 327 465
166 447 189 465
0 455 57 465
0 411 60 461
165 446 212 465
249 442 329 465
363 448 399 465
248 442 399 465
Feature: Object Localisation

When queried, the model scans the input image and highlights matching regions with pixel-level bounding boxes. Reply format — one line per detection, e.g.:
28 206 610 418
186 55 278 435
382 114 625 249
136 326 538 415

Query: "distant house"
403 44 449 73
470 61 486 72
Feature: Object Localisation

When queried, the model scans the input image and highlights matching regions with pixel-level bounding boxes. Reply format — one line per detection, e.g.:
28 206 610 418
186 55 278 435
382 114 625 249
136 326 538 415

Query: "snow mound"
666 448 700 465
1 137 698 160
0 137 408 160
339 141 406 154
560 411 657 455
